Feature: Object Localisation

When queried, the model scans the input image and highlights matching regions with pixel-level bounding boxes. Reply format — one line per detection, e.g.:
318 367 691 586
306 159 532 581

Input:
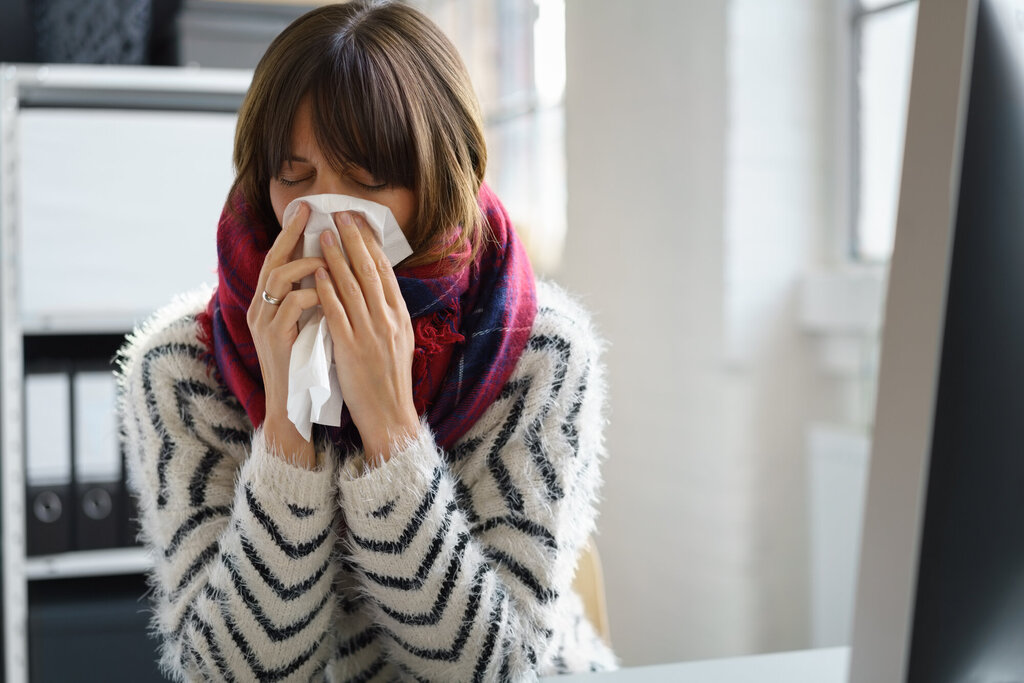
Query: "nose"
309 167 347 196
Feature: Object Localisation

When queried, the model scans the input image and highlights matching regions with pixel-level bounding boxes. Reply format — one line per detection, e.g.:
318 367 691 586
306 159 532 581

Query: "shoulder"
116 285 252 478
522 278 607 374
115 285 222 409
480 279 608 441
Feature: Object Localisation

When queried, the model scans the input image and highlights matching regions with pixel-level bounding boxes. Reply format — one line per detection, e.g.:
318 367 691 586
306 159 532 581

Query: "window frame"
849 0 919 262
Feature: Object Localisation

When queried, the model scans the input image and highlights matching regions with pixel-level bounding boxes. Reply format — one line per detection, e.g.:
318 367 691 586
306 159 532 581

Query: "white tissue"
283 194 413 441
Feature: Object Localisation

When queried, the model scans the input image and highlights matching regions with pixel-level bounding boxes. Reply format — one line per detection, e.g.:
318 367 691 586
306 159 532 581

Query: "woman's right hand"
246 202 325 467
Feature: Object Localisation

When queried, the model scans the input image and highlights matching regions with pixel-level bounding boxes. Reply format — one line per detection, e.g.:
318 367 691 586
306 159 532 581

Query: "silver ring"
262 290 283 306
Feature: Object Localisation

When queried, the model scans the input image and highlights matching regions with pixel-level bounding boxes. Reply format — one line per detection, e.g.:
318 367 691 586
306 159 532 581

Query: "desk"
544 647 849 682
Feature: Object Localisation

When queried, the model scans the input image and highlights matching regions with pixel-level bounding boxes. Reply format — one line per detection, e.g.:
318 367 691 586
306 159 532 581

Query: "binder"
72 370 122 551
25 372 73 556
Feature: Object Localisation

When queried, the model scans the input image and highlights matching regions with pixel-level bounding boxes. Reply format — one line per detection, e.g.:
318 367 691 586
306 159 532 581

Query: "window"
419 0 567 273
852 0 918 261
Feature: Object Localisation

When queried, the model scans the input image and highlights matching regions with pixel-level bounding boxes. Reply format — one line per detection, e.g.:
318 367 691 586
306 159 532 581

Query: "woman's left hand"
315 210 420 465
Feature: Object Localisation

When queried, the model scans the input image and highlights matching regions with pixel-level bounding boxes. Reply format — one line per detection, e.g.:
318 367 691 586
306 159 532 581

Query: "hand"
315 210 419 465
246 202 326 465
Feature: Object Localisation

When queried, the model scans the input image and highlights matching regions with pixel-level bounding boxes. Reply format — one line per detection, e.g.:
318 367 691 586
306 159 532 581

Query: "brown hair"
231 0 488 268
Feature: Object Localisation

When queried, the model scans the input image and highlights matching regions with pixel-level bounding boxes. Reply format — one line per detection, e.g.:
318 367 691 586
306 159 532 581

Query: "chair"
572 537 611 645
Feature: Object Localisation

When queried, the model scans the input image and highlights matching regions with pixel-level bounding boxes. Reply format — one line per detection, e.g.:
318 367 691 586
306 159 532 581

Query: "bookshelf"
25 548 153 582
0 64 250 683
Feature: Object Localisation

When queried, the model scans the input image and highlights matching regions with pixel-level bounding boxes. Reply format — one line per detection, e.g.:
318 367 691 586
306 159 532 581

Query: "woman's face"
269 98 417 235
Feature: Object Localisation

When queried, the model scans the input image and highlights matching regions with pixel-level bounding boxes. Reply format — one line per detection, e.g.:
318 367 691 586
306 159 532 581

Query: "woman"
117 2 616 680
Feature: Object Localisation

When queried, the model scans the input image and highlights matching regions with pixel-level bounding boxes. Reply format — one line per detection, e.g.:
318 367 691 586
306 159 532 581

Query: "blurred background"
0 0 918 678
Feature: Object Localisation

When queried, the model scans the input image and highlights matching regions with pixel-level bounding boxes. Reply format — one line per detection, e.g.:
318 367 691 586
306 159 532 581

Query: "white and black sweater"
117 279 617 682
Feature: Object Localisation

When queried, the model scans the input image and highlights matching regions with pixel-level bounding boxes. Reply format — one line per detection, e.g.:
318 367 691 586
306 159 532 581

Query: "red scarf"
197 184 537 451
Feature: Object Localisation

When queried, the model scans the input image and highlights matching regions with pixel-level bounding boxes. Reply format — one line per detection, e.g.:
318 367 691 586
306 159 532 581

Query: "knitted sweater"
117 279 617 682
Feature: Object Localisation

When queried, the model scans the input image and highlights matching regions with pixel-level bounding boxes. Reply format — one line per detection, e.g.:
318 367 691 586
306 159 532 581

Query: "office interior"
0 0 912 680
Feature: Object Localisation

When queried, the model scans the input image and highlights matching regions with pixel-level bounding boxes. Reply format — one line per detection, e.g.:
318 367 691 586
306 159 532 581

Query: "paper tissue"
282 194 413 441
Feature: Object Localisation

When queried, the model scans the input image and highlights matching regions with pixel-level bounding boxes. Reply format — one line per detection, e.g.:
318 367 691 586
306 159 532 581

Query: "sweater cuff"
241 425 338 512
336 421 441 529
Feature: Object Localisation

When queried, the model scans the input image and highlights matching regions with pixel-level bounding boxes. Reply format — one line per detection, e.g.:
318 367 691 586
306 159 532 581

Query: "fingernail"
321 231 335 247
316 267 328 280
339 211 355 225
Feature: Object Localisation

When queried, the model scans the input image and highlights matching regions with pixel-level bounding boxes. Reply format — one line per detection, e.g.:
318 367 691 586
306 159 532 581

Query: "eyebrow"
283 155 311 164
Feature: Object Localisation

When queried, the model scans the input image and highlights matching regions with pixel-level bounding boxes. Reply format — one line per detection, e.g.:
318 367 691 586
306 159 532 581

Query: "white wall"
723 0 847 654
560 0 742 665
559 0 845 666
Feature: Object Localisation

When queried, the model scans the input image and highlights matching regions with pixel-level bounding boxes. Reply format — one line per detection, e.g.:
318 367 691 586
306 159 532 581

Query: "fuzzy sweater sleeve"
117 295 341 682
336 283 611 681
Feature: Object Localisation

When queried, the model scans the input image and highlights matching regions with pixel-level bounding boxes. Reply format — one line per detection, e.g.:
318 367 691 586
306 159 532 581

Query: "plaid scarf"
197 183 537 452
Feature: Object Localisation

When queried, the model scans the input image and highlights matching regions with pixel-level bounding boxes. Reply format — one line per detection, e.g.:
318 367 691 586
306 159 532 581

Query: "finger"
315 266 353 339
252 256 325 328
261 256 327 303
320 221 372 329
267 287 321 333
247 283 321 341
256 202 311 295
333 211 388 316
348 211 404 310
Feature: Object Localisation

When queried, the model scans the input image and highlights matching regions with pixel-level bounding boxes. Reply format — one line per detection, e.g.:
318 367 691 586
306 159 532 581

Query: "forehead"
286 100 316 154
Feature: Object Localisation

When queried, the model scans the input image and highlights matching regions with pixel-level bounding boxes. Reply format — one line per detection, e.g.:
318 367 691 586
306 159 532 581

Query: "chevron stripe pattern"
118 280 617 682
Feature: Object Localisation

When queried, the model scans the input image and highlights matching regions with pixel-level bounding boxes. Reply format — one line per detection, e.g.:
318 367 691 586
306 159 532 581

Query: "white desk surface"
545 647 850 682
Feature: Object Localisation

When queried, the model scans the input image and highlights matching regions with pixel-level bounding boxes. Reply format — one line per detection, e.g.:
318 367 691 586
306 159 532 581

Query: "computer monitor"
849 0 1024 681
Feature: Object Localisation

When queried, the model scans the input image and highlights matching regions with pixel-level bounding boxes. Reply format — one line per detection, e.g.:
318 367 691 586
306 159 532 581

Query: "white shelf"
2 64 246 683
25 547 153 581
7 63 252 96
